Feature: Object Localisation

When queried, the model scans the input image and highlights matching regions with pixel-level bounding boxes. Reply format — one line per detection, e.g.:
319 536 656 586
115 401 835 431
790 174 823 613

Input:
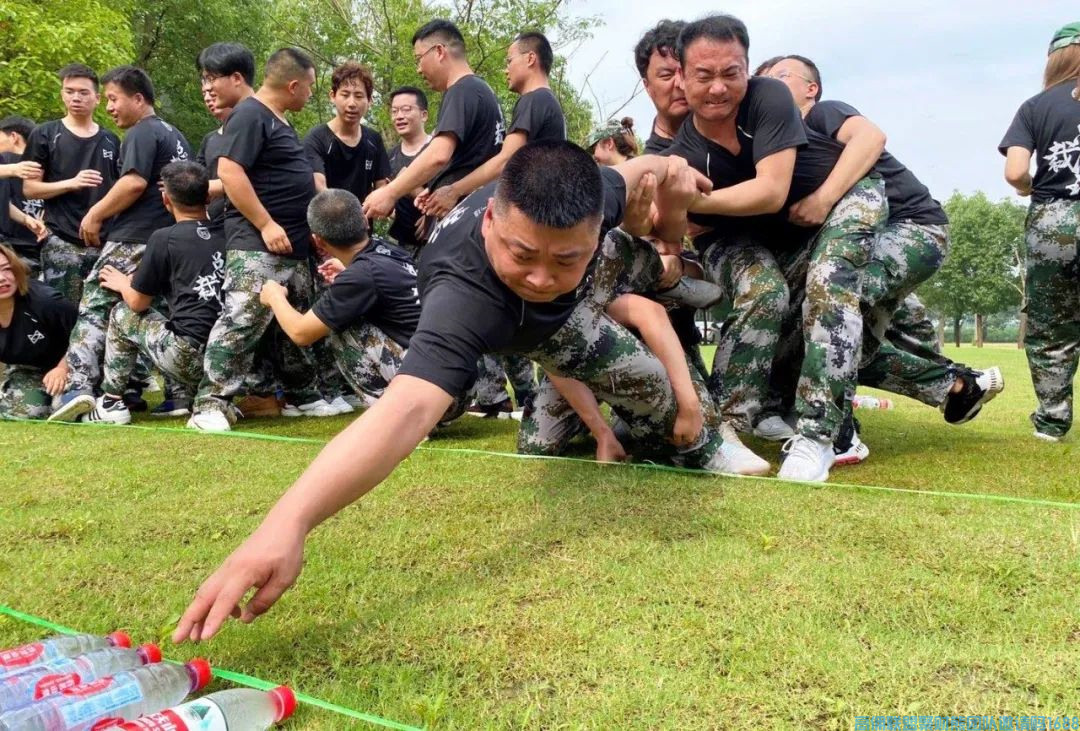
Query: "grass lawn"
1 345 1078 729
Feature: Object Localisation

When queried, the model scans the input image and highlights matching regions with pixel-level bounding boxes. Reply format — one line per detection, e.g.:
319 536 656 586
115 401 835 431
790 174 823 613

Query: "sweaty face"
60 76 99 118
390 93 426 138
330 79 370 124
644 49 688 123
0 253 17 300
482 201 599 304
767 58 816 106
104 83 141 129
681 38 749 124
505 41 530 94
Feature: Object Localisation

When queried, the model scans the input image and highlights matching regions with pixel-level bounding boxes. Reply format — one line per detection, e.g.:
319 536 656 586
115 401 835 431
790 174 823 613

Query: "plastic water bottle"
0 658 211 731
0 634 131 680
111 687 297 731
852 395 894 410
0 644 162 713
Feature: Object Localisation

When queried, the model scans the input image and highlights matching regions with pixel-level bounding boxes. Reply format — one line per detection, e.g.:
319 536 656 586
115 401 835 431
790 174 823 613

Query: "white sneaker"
281 398 339 417
753 415 796 442
717 422 771 475
832 432 869 466
327 396 355 415
778 435 834 482
1033 430 1062 443
341 393 365 409
80 396 132 425
187 409 232 432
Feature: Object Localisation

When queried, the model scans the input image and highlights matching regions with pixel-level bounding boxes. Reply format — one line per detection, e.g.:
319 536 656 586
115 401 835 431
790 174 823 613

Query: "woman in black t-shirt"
0 244 77 418
1000 22 1080 442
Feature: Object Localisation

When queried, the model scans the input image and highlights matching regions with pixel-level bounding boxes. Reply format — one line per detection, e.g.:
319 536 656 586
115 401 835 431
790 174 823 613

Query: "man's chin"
514 288 561 303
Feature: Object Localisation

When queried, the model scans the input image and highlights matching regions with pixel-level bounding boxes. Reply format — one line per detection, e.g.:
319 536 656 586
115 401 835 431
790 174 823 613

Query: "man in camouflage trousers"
0 367 53 419
470 354 538 416
1022 199 1080 439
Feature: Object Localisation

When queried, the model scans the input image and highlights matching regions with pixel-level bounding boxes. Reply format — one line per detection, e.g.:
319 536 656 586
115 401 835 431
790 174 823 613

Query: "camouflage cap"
1049 22 1080 54
584 119 626 149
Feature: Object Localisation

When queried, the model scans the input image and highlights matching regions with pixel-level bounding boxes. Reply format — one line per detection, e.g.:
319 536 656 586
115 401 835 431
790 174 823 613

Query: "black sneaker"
467 399 513 418
151 398 192 417
941 366 1004 424
123 390 148 413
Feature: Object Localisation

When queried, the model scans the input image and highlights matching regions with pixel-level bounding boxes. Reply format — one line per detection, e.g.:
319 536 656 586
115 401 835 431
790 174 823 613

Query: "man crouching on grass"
173 140 723 642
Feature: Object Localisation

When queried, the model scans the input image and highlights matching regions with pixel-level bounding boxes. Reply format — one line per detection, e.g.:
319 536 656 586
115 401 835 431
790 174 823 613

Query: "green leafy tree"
0 0 132 127
918 192 1026 346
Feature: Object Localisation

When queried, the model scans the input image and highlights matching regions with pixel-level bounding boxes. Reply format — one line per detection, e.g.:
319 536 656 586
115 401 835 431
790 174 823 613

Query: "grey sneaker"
655 277 725 309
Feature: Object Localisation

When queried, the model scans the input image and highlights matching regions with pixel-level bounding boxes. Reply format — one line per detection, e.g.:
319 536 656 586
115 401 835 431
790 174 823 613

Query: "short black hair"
307 189 368 247
58 63 99 90
783 54 823 101
515 31 554 75
411 19 466 55
752 56 784 77
101 66 156 105
675 15 750 66
389 85 428 111
161 161 209 208
264 48 315 86
495 141 603 229
198 42 256 86
0 116 36 142
634 20 685 79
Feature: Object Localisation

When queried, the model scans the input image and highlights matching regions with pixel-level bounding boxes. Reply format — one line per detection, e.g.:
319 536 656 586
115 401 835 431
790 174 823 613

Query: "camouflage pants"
65 240 145 393
473 354 538 407
790 176 886 440
101 303 204 400
329 323 407 400
1024 199 1080 437
517 229 721 466
700 238 789 432
888 293 945 362
41 234 100 303
0 365 51 419
195 250 320 414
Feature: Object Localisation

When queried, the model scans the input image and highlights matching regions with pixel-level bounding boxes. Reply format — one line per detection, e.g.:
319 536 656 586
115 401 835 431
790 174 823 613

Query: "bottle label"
0 643 45 669
34 671 83 699
62 676 114 697
117 698 226 731
58 678 143 725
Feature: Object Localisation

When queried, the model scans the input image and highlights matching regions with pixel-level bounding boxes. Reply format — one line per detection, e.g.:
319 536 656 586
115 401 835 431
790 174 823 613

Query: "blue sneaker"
48 393 96 422
151 398 192 417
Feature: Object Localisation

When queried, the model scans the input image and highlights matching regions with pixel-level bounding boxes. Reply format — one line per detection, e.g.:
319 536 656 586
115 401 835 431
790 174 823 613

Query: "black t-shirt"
0 280 77 369
508 88 565 143
0 152 44 247
303 123 392 200
999 81 1080 203
644 123 674 154
108 116 192 244
196 128 228 232
23 120 121 244
220 97 316 259
388 141 427 250
429 75 505 191
312 238 420 347
806 100 947 225
131 220 225 344
398 174 626 397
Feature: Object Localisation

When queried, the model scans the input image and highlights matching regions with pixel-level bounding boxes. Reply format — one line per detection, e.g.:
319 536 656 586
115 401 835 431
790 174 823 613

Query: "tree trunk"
1018 311 1027 349
974 313 985 348
936 316 946 352
953 316 962 348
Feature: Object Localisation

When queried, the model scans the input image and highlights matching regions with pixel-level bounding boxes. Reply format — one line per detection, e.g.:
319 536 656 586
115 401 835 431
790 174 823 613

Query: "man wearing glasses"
385 86 431 258
361 19 504 228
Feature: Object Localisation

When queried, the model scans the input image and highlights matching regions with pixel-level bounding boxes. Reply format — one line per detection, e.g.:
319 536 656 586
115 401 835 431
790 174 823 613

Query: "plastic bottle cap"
270 686 297 722
107 632 132 649
187 658 212 691
137 644 162 664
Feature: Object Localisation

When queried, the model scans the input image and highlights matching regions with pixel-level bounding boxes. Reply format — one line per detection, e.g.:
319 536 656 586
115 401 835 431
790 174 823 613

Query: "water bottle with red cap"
0 644 161 713
0 633 131 680
112 686 297 731
0 658 211 731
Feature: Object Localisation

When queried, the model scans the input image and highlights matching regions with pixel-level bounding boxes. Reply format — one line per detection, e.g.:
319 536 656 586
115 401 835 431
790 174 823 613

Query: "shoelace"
781 435 824 463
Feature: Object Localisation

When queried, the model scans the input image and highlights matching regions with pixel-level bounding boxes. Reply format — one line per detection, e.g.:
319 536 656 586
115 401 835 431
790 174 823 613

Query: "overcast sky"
558 0 1078 202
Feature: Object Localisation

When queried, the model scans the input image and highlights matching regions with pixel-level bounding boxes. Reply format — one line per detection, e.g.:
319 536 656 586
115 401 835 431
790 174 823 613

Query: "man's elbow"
1004 167 1028 187
762 186 789 213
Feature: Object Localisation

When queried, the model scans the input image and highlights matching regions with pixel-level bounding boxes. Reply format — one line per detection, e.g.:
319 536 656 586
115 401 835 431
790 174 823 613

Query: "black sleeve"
507 95 536 138
806 100 861 140
397 282 492 397
131 230 171 297
303 126 328 176
432 82 472 143
196 132 212 167
999 99 1036 155
747 77 808 164
24 125 50 174
311 263 378 333
599 166 627 233
219 105 265 170
372 130 392 181
118 122 158 180
31 281 78 338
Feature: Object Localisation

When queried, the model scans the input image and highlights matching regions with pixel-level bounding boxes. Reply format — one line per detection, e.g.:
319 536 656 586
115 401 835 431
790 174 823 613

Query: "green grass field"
1 345 1077 729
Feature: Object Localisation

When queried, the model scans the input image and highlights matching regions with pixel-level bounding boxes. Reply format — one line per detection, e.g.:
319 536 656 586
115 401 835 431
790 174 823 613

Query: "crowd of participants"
1 14 1078 506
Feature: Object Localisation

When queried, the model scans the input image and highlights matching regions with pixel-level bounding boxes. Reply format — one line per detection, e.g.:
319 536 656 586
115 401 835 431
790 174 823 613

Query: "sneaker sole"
833 449 869 467
151 409 192 417
48 395 96 423
84 412 132 426
185 416 232 432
